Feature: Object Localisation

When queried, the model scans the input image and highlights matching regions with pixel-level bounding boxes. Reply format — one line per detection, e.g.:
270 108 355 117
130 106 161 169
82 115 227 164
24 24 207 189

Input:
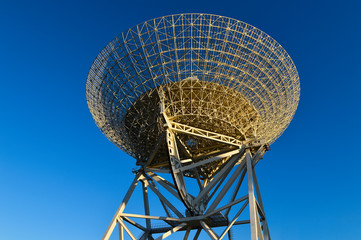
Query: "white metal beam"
175 148 243 173
169 121 243 147
118 221 124 240
117 218 137 240
142 181 151 230
193 150 244 207
252 167 271 240
102 173 142 240
154 223 187 240
206 160 246 213
219 200 249 240
246 151 259 240
225 167 247 217
205 195 248 218
119 213 181 222
147 180 185 218
200 221 219 240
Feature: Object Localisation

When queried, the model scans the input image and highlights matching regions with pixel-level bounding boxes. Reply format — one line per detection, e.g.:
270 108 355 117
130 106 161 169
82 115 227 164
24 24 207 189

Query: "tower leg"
102 173 142 240
246 150 260 240
246 149 271 240
252 168 271 240
118 222 124 240
101 146 271 240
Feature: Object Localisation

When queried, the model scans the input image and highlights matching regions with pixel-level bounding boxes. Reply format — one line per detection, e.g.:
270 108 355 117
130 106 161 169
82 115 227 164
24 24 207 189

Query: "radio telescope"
87 13 300 240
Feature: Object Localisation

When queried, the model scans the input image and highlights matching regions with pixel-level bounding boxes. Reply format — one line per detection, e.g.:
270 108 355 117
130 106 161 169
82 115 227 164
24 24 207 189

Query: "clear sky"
0 0 360 239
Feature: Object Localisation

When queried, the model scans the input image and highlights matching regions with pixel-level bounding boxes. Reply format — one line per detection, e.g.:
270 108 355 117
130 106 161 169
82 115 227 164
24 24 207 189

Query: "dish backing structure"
87 13 300 240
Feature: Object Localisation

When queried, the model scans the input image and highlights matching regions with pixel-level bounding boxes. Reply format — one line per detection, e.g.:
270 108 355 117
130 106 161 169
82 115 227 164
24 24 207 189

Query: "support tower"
86 13 300 240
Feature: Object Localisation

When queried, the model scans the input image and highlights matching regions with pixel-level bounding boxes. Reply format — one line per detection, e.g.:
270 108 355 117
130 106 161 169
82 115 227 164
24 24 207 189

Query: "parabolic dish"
86 13 300 161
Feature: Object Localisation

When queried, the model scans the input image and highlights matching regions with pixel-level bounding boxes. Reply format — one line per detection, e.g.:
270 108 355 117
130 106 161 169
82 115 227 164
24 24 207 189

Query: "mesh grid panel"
86 13 300 161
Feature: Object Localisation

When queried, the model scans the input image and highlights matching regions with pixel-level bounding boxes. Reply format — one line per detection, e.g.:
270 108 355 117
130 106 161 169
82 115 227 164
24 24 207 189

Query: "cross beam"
101 147 271 240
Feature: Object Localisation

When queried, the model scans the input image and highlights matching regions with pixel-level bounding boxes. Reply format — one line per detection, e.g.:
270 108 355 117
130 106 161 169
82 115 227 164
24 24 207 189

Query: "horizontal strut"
169 121 243 147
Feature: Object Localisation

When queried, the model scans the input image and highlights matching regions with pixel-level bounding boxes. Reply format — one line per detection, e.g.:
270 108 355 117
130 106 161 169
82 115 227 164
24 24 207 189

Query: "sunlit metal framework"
86 13 300 240
102 139 270 240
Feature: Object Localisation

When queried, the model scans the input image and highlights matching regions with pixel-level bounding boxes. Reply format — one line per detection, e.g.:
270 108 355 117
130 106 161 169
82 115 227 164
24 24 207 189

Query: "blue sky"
0 0 360 239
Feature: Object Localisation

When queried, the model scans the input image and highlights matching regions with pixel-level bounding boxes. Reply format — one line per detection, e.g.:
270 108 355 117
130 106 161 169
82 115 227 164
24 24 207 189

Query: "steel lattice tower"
87 13 300 240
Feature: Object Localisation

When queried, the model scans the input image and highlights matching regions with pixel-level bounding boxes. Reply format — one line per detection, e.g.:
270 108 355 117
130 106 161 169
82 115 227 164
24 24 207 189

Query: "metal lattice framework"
86 13 300 164
86 13 300 240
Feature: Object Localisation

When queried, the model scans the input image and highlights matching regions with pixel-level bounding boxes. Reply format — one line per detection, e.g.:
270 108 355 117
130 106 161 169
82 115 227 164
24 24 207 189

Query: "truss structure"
86 13 300 163
102 125 270 240
86 13 300 240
